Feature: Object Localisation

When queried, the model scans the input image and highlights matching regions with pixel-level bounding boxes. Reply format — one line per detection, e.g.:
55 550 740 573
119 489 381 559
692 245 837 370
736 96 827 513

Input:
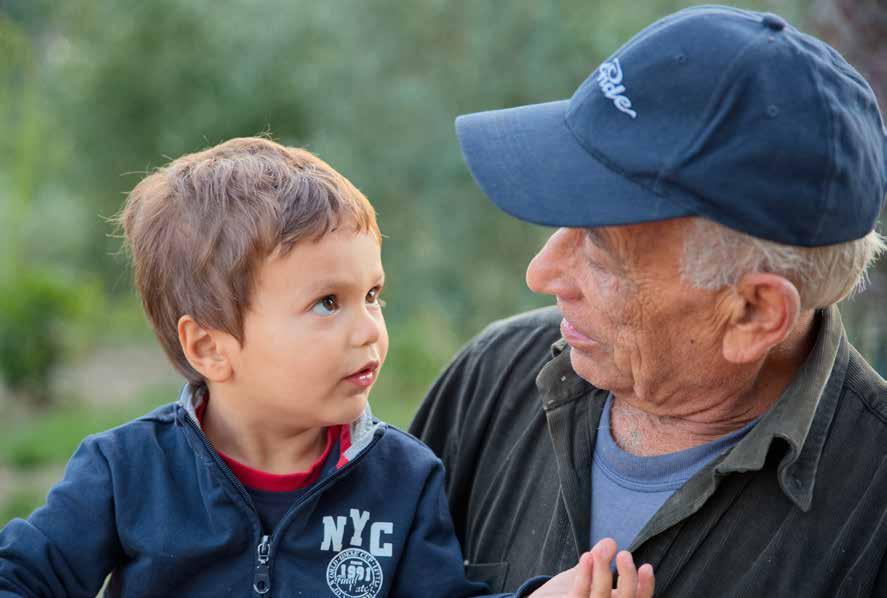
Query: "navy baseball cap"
455 5 887 246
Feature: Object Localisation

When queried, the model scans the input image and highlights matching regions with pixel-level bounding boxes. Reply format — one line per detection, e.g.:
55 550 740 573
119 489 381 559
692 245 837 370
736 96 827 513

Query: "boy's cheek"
378 328 390 365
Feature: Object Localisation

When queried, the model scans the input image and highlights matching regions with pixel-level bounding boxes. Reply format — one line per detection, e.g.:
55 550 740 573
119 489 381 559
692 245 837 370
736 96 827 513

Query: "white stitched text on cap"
597 59 637 119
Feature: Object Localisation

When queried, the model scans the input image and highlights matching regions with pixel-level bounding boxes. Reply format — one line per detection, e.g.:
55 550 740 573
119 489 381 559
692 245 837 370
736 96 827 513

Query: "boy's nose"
350 306 383 347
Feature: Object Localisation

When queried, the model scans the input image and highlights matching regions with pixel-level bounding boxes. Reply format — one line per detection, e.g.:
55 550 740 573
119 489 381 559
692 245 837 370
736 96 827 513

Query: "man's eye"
311 295 339 315
366 287 385 307
585 256 604 270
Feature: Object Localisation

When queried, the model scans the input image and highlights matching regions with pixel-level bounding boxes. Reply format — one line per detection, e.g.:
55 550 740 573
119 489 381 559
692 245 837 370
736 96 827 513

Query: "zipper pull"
253 534 272 596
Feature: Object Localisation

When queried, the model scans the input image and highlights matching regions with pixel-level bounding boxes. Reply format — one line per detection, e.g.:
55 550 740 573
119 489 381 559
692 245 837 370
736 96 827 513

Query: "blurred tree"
0 5 109 406
812 0 887 109
810 0 887 373
46 0 313 281
0 0 882 373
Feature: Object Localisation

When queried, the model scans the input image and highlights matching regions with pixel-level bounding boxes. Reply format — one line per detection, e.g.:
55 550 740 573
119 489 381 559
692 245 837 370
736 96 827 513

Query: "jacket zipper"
183 413 275 595
248 447 379 597
253 534 272 596
180 406 382 596
258 431 381 587
183 411 258 510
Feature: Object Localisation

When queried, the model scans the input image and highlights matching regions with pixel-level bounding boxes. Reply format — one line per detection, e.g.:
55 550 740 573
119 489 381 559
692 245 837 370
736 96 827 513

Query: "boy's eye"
311 295 339 316
366 287 385 307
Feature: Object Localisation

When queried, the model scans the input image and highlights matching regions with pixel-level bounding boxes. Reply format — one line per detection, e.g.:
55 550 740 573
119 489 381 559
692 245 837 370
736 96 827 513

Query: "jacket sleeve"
0 436 123 597
409 314 559 501
408 338 481 479
408 334 493 574
386 459 505 598
409 327 528 549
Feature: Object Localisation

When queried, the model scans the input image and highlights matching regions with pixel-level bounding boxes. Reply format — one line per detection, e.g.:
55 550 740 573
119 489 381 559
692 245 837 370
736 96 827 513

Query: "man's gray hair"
681 218 887 309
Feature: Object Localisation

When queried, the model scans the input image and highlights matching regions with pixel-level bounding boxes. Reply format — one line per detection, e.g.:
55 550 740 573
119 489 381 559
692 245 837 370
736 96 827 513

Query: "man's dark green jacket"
410 305 887 597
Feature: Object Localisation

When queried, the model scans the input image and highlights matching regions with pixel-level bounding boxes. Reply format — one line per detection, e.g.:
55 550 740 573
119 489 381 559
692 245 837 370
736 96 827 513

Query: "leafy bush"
0 487 47 523
0 385 173 469
0 270 98 406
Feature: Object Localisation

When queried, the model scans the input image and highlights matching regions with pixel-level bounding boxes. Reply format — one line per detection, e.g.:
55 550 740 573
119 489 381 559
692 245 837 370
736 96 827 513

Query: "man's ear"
721 273 801 364
178 315 235 383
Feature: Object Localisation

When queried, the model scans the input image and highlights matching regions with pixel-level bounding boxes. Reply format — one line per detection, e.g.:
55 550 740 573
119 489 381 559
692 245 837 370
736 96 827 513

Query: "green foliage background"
1 0 884 522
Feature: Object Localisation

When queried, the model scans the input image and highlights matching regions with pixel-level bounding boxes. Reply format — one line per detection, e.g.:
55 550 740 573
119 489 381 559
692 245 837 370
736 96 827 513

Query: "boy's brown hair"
118 137 380 385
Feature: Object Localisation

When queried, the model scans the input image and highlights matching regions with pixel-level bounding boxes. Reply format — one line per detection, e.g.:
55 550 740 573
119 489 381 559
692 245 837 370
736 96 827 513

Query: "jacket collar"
175 384 383 464
536 338 592 411
715 305 847 510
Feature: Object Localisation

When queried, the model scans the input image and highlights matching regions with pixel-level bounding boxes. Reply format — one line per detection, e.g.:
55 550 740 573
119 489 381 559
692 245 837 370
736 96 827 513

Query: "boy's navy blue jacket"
0 387 544 597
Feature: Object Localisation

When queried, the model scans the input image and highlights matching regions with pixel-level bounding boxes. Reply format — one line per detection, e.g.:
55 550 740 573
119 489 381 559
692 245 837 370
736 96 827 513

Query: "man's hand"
528 538 655 598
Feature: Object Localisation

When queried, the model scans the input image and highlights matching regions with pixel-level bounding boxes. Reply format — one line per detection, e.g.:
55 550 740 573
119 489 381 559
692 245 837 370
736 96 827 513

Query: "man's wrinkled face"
525 218 728 412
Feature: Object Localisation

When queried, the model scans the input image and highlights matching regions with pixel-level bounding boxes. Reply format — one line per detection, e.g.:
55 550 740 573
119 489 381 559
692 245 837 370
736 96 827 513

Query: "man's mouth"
560 317 599 347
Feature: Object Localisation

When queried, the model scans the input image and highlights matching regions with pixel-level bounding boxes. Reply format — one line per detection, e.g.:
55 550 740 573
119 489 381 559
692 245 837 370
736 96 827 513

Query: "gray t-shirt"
591 394 757 551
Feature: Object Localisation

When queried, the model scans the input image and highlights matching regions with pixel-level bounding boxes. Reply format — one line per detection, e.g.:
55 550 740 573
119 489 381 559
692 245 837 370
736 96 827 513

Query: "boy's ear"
178 315 234 383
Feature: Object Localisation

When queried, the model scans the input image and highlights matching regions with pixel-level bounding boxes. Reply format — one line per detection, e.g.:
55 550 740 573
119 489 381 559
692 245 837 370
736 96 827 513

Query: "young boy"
0 137 651 597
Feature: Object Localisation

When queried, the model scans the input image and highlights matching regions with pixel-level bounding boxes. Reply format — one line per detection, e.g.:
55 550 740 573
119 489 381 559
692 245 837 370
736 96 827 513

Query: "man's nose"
526 228 579 299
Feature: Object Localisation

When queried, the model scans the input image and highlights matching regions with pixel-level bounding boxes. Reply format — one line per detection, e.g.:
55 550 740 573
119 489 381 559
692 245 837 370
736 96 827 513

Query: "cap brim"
455 100 693 228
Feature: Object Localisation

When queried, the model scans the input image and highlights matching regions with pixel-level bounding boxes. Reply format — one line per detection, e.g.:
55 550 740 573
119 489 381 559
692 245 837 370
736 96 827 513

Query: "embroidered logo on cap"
597 59 637 119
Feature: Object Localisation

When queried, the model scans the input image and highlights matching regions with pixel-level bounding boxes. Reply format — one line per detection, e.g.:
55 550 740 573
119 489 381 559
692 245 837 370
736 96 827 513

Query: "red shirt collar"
195 400 349 492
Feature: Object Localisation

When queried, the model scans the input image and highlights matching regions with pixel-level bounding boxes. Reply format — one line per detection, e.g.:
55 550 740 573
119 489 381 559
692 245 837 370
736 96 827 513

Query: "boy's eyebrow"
304 273 385 295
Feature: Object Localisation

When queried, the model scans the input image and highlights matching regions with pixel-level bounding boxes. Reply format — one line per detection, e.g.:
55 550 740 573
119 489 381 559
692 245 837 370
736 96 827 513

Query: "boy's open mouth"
343 360 380 388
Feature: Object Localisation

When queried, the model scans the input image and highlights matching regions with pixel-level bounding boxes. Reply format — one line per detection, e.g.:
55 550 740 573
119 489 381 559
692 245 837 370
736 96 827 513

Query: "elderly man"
410 5 887 597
